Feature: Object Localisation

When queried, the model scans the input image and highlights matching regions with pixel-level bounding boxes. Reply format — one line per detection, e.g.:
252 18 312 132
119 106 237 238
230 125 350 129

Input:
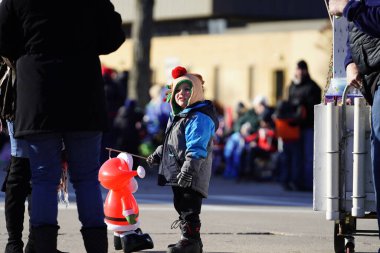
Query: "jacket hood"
170 74 205 115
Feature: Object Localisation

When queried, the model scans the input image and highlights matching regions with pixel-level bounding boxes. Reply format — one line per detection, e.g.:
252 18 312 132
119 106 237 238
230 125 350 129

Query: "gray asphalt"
0 170 379 253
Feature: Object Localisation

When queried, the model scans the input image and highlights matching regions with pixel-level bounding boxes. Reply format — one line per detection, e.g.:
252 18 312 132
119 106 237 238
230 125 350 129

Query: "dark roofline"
212 0 328 20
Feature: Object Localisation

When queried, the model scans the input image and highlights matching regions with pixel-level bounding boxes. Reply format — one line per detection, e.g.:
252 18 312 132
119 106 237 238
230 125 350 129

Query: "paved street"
0 171 379 253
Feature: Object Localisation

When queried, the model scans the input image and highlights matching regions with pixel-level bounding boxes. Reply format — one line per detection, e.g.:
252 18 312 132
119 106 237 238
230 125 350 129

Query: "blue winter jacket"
153 100 218 197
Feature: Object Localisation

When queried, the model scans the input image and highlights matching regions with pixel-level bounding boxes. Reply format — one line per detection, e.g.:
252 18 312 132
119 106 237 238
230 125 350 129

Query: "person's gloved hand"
146 154 159 168
176 171 193 188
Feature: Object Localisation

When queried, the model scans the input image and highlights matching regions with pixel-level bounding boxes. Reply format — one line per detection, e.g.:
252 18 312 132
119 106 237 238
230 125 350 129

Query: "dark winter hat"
297 60 308 70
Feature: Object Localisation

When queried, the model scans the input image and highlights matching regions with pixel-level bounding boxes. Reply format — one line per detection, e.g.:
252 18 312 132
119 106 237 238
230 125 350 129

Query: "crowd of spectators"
66 63 320 192
98 66 281 184
0 63 321 192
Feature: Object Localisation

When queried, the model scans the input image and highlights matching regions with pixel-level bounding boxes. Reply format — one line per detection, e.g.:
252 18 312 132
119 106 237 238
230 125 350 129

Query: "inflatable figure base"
114 229 154 253
114 228 143 250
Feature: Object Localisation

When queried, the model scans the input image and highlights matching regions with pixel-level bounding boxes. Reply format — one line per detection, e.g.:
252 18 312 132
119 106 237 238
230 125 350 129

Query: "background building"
100 0 331 109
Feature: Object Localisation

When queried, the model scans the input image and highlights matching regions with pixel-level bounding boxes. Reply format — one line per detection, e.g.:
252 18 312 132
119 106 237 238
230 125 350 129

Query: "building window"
273 70 284 101
248 65 254 101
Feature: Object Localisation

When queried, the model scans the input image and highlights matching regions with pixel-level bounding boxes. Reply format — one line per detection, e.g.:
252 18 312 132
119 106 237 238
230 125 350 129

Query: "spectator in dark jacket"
288 60 321 191
0 0 125 252
273 100 302 191
113 99 145 161
329 1 380 250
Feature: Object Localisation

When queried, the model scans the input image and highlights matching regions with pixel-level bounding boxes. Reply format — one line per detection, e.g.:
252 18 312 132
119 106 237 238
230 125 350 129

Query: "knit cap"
167 66 205 115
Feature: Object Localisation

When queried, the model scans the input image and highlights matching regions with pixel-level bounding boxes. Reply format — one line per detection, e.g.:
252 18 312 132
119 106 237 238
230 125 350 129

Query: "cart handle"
341 85 362 136
341 84 353 138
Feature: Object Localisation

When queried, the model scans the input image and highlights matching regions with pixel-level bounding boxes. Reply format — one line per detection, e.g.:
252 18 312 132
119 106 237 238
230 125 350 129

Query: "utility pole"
128 0 154 107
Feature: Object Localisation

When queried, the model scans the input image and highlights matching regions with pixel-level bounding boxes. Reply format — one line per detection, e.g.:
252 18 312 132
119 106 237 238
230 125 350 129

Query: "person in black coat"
113 99 144 162
288 60 321 191
329 1 380 251
0 0 125 252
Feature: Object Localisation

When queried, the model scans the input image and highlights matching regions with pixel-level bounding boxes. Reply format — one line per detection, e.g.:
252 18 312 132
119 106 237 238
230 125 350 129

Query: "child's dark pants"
172 186 203 223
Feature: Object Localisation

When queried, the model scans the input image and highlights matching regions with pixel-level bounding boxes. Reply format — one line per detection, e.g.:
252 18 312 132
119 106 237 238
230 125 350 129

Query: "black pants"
172 186 203 223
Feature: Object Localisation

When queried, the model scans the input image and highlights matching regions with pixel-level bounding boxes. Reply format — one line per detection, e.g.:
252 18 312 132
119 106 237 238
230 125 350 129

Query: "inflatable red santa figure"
99 152 153 252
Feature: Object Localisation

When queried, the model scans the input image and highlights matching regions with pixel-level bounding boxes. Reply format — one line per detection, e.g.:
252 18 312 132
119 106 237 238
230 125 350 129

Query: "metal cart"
313 15 378 253
314 87 377 253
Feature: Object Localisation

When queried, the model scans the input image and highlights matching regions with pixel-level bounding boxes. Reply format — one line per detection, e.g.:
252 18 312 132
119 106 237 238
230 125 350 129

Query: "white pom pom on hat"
117 152 133 170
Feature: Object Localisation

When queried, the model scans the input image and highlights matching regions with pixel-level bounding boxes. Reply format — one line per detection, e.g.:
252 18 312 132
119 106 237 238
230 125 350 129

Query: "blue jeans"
280 140 302 186
7 121 29 158
371 88 380 231
26 132 105 228
223 132 244 179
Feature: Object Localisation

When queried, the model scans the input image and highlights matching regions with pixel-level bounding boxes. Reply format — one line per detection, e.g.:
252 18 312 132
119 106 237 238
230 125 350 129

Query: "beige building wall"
112 0 213 22
100 21 331 110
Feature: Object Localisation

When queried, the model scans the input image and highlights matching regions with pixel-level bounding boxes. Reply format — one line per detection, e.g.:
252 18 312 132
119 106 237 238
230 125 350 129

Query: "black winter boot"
3 157 31 253
167 221 203 253
32 225 59 253
25 225 67 253
24 224 34 253
24 194 35 253
120 230 154 253
81 227 108 253
24 240 33 253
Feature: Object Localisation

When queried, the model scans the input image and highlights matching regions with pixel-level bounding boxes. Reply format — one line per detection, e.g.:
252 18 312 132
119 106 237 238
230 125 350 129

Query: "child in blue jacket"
147 66 218 253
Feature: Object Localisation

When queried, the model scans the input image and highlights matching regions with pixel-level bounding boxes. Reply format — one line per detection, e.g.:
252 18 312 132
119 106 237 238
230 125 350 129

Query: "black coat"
288 76 321 129
0 0 125 137
348 22 380 106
